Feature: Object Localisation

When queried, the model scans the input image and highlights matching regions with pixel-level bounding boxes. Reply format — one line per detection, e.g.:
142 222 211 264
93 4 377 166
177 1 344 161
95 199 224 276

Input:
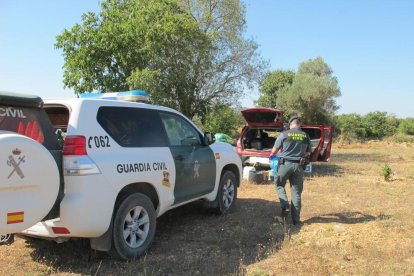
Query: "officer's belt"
284 159 301 163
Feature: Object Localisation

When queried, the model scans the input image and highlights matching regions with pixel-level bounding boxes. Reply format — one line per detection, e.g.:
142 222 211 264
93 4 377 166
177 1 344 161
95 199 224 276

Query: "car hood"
241 108 284 128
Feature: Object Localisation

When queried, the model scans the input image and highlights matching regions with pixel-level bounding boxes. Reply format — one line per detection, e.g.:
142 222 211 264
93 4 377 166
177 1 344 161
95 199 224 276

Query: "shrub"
398 118 414 135
380 163 393 181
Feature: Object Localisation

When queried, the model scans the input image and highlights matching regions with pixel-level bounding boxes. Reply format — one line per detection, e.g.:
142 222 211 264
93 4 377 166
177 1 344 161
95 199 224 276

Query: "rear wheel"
0 234 14 245
214 171 238 214
110 193 156 260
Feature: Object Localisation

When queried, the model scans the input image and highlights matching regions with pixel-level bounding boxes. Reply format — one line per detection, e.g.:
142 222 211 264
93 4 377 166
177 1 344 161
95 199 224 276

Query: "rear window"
0 105 57 149
244 112 279 124
44 105 70 132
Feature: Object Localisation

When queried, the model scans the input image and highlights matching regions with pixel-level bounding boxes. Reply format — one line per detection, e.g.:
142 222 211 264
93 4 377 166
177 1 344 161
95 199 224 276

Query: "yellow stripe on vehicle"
0 185 40 191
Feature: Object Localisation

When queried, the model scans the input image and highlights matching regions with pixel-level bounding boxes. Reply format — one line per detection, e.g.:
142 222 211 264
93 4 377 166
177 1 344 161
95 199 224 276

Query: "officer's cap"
288 115 300 124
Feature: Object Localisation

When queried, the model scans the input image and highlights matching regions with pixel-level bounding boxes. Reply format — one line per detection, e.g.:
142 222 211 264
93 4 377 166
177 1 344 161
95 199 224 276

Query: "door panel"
159 112 216 204
170 145 216 203
318 126 333 161
302 125 333 162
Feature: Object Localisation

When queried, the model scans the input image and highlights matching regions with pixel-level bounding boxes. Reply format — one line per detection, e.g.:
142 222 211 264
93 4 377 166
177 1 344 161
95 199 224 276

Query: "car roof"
0 91 43 108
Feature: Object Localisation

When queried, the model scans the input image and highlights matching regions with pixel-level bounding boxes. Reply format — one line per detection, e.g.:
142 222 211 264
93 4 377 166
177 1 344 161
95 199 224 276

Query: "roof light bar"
79 90 150 103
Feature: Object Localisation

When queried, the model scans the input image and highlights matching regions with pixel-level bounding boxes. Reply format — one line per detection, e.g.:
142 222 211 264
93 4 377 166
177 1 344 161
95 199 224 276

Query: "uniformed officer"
270 116 312 225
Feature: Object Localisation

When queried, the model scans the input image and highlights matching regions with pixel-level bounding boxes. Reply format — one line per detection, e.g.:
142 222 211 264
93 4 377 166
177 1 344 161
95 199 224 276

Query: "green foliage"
56 0 265 119
335 113 367 142
336 112 400 141
56 0 211 117
55 129 66 149
390 133 414 143
398 118 414 135
178 0 267 117
276 57 341 125
256 70 295 108
385 115 399 137
380 163 393 181
361 111 399 139
202 105 244 137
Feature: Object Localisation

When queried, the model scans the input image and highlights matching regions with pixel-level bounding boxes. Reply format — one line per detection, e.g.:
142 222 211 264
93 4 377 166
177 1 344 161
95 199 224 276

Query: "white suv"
0 91 242 260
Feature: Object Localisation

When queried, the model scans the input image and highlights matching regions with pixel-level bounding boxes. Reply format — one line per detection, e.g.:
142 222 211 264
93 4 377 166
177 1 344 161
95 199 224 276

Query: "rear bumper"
22 174 117 239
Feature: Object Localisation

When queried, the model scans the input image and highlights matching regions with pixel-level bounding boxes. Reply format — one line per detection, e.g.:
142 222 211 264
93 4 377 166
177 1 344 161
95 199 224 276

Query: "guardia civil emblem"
7 148 25 179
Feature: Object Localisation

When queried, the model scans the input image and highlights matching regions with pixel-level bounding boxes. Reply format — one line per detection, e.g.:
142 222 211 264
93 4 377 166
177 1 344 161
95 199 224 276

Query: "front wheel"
110 193 156 260
214 170 238 214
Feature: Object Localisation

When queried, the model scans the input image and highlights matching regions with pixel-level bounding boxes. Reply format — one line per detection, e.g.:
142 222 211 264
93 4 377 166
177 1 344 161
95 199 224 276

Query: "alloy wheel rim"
222 178 235 208
123 206 150 248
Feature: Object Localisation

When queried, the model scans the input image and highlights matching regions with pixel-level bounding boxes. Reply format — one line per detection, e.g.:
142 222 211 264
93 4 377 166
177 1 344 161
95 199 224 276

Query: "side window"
159 112 201 146
97 106 168 147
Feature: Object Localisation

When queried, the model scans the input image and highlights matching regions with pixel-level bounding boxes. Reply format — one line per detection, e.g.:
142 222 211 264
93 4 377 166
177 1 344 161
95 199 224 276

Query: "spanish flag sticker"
215 153 221 159
7 211 24 224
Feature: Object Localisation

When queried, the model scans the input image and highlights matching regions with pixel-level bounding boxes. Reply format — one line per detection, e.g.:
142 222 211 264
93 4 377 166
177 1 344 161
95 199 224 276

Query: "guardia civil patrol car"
0 90 242 260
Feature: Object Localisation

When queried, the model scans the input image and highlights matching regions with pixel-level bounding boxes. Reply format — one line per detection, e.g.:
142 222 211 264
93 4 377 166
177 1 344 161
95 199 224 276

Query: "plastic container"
270 155 280 179
243 166 254 179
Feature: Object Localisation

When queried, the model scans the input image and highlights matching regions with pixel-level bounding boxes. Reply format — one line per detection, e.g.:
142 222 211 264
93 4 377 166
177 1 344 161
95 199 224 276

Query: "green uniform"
273 126 311 224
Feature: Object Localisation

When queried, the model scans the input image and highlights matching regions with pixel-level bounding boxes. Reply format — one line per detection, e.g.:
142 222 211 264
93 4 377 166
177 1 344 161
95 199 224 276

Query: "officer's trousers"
275 162 304 223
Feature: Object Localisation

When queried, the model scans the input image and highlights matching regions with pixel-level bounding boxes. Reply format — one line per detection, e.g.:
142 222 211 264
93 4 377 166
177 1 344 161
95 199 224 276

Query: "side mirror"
203 132 215 146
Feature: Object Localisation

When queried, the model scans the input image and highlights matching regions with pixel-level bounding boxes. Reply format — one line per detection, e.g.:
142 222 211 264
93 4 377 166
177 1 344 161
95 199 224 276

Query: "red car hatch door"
319 126 333 161
241 108 284 128
301 125 333 162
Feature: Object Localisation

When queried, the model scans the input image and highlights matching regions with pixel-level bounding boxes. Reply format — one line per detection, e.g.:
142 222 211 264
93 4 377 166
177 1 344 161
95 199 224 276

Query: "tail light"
63 135 87 155
63 135 100 175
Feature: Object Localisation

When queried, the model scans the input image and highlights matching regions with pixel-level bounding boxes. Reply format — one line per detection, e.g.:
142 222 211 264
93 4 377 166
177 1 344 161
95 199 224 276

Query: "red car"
236 108 333 168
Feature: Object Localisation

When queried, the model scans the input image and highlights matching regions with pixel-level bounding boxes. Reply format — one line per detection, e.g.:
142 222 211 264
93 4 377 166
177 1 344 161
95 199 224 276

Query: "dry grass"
1 142 413 275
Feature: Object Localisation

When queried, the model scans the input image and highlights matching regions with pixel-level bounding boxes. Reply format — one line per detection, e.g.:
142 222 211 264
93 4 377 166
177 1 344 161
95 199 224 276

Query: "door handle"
175 155 185 161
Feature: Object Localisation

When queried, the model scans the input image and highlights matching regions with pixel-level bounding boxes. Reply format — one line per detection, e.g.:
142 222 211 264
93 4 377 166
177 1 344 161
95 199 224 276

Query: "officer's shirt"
273 126 312 161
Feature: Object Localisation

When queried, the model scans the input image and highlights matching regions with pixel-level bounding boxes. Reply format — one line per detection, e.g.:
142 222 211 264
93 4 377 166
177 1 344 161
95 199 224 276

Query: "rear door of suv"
0 91 61 234
301 125 333 162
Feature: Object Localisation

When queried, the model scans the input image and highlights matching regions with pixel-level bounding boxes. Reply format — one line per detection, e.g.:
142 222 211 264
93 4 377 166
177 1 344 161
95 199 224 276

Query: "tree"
364 111 392 139
201 105 244 137
56 0 265 119
277 57 341 125
398 118 414 135
336 113 367 142
255 70 295 108
178 0 267 117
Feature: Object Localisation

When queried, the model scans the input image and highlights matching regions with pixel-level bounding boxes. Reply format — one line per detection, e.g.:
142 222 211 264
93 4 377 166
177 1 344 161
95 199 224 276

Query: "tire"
214 171 238 214
0 234 14 245
110 193 156 260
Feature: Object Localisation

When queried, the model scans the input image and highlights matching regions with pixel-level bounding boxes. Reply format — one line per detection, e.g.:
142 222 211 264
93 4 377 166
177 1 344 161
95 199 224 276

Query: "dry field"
1 142 413 275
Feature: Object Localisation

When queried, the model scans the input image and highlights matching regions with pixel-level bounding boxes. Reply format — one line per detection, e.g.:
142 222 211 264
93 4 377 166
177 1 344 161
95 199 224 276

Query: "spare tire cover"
0 131 59 234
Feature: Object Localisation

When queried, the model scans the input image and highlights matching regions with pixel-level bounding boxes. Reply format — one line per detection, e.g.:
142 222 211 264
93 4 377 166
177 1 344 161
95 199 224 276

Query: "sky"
0 0 413 118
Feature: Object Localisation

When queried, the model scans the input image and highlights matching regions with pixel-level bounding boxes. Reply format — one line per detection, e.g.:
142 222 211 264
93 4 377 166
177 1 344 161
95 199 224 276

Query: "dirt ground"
1 142 413 275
